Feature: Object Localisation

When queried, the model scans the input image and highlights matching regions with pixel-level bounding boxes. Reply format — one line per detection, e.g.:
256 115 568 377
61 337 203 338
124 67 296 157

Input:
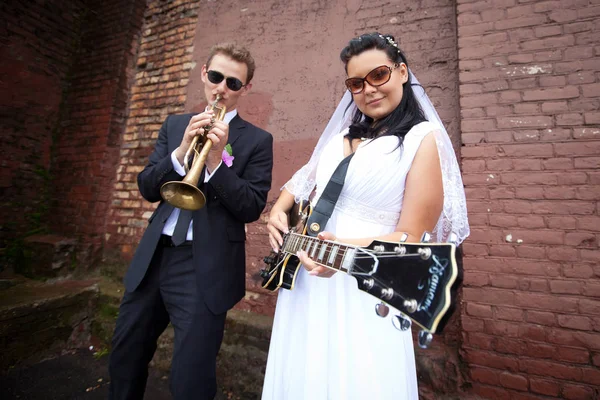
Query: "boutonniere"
222 144 234 167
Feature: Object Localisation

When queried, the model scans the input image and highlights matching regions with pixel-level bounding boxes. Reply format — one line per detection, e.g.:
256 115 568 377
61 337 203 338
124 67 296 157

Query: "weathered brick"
495 14 548 30
562 384 595 400
523 86 580 101
530 377 560 396
534 25 562 38
555 347 590 364
470 366 500 385
516 245 547 260
556 113 584 126
463 348 520 372
467 303 494 318
515 292 578 313
498 371 528 391
515 186 545 199
557 315 593 331
563 264 595 279
584 112 600 124
541 101 568 113
513 130 541 142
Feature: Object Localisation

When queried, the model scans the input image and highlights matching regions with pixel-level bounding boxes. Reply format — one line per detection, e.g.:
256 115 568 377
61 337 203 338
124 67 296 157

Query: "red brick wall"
0 0 84 247
105 0 203 256
49 0 147 263
109 0 465 396
457 0 600 398
0 0 146 265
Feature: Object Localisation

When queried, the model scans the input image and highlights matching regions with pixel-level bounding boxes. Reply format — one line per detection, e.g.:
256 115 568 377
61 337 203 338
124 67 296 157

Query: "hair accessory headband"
378 34 401 53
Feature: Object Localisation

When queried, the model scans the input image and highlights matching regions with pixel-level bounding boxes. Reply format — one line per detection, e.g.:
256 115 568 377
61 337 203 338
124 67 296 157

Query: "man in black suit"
108 43 273 400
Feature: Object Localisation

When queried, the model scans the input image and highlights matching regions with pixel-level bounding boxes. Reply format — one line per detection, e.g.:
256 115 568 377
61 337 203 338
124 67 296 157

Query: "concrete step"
20 234 78 278
0 276 99 370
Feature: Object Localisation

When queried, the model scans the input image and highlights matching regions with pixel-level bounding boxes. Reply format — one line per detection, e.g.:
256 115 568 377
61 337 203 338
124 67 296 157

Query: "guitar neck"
281 233 357 273
273 225 459 335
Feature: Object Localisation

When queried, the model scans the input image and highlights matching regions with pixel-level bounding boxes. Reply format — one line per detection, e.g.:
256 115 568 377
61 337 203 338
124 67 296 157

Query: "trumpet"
160 95 227 210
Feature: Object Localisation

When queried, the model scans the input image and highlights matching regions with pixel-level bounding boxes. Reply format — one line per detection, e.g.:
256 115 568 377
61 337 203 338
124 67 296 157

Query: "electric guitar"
260 201 462 347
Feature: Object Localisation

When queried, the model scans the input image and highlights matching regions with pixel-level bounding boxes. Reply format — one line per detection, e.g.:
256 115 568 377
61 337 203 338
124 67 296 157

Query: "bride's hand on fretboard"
298 231 338 278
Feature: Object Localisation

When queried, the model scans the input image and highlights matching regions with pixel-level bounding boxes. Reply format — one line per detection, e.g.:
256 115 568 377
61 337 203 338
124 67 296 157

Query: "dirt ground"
0 349 228 400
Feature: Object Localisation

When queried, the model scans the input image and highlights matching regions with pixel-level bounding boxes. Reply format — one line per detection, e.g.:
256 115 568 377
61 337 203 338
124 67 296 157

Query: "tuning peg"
373 244 386 253
447 232 459 245
259 269 269 278
394 245 407 255
403 299 418 314
263 255 274 264
418 330 433 349
392 314 412 331
420 232 432 243
417 247 432 260
375 302 389 318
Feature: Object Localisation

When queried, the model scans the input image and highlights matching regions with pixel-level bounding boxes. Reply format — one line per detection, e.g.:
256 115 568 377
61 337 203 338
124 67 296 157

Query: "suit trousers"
108 243 227 400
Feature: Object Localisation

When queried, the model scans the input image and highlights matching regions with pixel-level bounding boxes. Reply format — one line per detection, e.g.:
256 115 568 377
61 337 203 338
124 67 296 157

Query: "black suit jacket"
124 113 273 314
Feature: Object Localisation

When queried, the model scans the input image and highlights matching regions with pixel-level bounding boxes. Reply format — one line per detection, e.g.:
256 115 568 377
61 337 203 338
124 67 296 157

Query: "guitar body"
260 201 312 291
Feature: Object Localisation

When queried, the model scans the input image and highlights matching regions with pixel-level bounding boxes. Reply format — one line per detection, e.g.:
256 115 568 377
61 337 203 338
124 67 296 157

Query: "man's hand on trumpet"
174 109 216 166
204 117 229 173
174 109 229 173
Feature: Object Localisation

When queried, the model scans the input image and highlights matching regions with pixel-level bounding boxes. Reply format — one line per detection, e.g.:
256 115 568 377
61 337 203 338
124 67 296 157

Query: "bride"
262 32 469 400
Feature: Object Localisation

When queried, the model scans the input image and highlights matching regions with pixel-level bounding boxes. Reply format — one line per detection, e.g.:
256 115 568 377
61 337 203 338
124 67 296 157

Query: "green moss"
98 303 119 319
89 285 122 351
93 347 109 359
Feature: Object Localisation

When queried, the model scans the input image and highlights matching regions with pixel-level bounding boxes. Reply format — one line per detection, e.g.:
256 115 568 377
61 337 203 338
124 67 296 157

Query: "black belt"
159 234 192 247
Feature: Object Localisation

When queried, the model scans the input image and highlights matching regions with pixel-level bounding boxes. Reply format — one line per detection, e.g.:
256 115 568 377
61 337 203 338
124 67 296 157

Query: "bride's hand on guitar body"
267 208 289 253
297 231 338 278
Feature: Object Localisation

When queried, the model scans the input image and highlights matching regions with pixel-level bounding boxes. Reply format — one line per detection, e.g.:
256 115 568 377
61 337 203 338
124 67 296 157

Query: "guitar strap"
306 152 355 237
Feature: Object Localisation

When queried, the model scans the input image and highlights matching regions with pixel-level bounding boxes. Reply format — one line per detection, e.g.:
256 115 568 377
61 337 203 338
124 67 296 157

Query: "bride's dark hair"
340 32 426 143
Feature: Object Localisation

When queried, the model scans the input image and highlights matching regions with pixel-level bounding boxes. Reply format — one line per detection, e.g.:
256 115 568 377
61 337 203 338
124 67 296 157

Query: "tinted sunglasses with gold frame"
345 64 399 94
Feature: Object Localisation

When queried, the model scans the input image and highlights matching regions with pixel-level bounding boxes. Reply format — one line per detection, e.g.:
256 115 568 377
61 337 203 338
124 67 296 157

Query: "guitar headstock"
349 233 459 343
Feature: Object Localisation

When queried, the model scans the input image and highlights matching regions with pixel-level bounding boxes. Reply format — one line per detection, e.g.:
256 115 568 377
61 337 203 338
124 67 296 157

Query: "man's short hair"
206 42 256 84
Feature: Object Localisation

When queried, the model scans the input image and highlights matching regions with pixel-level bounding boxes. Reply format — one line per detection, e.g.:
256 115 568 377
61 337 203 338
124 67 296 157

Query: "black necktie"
171 209 192 246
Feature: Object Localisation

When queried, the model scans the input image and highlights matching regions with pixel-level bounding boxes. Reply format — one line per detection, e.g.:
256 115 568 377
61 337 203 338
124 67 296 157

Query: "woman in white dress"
262 32 469 400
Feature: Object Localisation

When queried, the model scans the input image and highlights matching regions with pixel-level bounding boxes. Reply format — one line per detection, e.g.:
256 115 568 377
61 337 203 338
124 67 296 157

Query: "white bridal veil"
283 71 470 244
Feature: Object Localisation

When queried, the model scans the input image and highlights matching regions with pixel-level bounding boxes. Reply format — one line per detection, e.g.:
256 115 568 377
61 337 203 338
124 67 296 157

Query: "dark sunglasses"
345 64 399 94
207 70 247 91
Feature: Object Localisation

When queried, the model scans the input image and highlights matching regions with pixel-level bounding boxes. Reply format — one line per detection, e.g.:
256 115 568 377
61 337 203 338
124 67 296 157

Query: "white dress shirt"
162 109 238 240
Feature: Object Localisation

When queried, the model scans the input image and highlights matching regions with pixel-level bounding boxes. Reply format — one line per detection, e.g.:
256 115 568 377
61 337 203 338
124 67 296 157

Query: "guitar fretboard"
282 233 356 273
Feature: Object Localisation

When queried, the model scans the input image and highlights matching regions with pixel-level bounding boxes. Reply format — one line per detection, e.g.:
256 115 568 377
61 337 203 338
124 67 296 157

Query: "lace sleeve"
283 162 318 203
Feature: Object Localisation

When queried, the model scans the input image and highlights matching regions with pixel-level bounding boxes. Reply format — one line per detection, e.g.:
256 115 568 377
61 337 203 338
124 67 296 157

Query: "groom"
108 42 274 399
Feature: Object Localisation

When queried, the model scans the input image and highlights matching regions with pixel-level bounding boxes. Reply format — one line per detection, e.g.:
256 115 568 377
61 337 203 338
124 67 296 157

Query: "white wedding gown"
262 121 439 400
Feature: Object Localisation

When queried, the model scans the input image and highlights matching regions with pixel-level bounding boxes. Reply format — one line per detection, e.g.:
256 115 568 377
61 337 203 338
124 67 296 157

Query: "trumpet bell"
160 181 207 210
